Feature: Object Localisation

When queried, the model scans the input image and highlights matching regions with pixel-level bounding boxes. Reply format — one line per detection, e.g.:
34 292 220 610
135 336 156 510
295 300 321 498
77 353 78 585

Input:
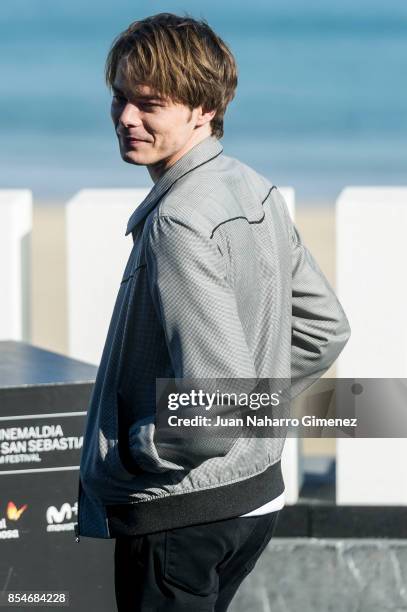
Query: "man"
74 12 351 611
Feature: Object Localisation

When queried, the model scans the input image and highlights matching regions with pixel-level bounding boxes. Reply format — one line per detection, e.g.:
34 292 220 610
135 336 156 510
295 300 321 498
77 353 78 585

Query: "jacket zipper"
74 476 82 543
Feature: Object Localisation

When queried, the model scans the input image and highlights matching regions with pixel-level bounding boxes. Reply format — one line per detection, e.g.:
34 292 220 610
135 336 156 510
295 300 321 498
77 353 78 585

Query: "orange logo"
6 501 28 521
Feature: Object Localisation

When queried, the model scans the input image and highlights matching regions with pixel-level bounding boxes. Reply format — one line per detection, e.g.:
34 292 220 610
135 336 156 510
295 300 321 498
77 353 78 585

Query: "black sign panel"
0 415 84 473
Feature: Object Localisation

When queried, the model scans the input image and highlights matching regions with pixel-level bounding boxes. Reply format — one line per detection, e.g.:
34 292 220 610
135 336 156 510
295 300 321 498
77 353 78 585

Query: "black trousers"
114 510 280 611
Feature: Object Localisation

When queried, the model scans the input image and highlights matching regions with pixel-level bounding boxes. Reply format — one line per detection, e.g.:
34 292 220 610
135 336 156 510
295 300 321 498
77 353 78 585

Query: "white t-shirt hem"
239 490 285 517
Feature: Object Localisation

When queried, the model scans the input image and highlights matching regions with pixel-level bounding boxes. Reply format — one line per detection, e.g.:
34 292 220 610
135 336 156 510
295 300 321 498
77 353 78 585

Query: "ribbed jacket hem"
106 460 284 537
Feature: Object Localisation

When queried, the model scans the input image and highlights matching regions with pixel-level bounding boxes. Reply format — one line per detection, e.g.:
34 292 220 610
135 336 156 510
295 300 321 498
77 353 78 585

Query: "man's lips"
119 133 149 142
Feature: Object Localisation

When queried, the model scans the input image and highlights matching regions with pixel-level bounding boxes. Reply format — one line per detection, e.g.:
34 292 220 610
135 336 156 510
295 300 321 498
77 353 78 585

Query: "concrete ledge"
276 503 407 539
230 538 407 612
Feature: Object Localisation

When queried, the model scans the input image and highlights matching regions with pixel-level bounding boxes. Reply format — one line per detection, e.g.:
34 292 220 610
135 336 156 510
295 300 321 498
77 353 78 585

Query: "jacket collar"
125 135 223 237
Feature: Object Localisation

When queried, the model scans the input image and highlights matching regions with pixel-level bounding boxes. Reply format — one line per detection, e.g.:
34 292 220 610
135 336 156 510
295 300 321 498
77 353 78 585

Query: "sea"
1 0 406 202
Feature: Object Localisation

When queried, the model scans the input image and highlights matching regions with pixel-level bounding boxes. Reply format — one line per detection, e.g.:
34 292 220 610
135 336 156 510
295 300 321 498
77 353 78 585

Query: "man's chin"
121 151 148 166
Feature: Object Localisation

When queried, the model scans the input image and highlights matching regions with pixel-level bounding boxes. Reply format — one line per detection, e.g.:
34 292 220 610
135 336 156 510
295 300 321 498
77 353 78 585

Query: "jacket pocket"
116 389 186 475
117 388 241 474
128 415 187 473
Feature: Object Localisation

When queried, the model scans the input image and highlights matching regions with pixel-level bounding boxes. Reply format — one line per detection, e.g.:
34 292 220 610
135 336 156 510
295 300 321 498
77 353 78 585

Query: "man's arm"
276 191 351 399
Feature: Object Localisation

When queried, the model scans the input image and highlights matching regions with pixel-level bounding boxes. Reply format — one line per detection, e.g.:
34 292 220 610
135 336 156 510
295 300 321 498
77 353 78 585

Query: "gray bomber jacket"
74 135 351 540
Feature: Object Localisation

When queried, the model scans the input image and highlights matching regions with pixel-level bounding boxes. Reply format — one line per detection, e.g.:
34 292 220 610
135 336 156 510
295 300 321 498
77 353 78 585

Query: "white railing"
65 188 149 365
336 187 407 505
0 190 32 341
278 188 302 504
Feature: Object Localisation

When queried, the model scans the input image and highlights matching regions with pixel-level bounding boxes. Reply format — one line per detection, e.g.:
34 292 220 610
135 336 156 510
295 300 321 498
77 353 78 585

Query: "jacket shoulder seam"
209 185 276 239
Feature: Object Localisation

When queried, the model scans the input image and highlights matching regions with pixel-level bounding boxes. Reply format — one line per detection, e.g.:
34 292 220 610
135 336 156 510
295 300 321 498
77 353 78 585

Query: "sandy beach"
31 199 337 456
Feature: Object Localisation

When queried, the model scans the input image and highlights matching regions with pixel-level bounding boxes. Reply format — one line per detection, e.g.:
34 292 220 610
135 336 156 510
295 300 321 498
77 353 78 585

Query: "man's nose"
118 102 142 127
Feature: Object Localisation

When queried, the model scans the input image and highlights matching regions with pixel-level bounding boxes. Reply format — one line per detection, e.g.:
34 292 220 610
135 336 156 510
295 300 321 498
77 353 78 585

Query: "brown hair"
105 12 238 139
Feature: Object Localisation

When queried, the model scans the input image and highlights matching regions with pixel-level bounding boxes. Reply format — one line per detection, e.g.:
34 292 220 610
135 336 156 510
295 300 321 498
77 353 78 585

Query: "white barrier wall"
0 190 32 341
278 187 302 504
66 186 301 502
66 186 295 364
66 189 149 365
336 187 407 504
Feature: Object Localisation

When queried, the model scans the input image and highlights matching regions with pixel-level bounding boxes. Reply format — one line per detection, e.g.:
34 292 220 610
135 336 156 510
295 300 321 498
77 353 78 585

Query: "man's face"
111 60 204 178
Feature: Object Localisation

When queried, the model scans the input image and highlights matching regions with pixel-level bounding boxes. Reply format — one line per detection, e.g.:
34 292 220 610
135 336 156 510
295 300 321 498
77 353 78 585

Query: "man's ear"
195 107 217 127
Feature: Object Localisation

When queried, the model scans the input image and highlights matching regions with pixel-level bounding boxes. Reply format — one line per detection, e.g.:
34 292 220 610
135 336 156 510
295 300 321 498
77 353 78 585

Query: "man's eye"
112 96 157 110
140 103 157 110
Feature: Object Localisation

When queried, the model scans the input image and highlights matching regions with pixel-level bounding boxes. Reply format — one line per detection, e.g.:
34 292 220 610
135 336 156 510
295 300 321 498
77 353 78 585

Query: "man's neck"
147 131 213 184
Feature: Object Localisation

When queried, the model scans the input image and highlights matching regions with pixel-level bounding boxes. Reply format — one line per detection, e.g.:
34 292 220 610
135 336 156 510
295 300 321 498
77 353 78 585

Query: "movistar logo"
46 502 78 524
